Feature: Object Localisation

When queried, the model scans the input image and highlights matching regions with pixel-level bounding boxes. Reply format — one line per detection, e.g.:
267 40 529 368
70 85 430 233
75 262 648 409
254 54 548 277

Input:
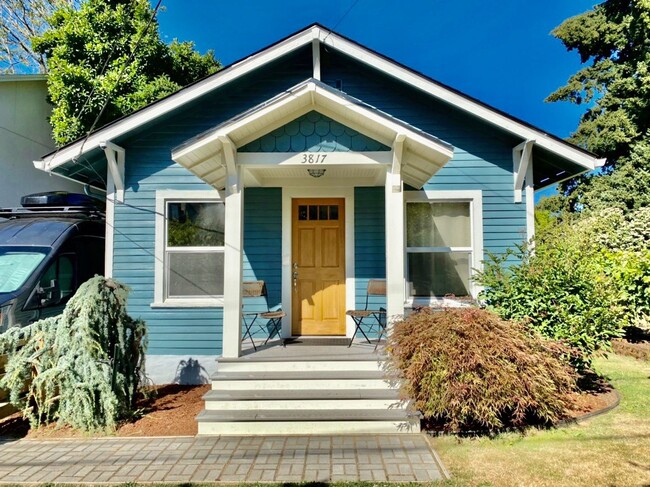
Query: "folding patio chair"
346 279 387 349
241 280 285 351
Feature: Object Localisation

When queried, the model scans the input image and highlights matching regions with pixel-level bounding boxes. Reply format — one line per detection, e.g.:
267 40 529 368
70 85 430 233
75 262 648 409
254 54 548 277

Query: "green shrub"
477 221 622 370
0 276 147 432
387 308 576 433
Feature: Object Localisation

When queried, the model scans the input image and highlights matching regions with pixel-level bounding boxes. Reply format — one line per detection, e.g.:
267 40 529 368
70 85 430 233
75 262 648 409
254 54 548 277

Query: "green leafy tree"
547 0 650 212
32 0 220 145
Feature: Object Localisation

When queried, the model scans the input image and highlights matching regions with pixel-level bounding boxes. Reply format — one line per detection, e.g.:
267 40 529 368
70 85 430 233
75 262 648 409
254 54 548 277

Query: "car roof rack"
0 206 105 220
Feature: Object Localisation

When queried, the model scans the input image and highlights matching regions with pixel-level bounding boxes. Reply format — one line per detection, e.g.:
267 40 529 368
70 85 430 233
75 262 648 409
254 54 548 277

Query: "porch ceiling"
171 79 454 190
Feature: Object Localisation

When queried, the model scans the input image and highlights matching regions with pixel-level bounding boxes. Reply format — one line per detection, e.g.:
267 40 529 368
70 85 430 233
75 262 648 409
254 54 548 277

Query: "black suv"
0 192 105 331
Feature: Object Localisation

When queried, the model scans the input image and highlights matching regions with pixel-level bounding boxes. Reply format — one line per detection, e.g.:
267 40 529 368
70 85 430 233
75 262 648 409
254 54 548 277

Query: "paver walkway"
0 434 447 483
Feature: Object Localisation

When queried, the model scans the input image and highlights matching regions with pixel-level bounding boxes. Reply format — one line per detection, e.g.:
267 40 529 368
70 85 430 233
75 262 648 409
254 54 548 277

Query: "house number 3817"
301 153 327 163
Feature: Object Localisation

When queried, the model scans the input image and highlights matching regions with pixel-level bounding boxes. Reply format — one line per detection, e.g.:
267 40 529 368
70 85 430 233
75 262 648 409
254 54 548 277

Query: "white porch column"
385 137 406 322
221 159 243 358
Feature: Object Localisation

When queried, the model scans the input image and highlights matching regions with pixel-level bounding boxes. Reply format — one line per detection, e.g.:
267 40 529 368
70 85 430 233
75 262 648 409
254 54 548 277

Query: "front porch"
171 80 455 359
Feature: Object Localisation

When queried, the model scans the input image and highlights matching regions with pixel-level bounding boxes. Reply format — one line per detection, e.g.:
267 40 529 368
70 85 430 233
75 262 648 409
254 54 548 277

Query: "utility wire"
76 0 164 160
323 0 362 43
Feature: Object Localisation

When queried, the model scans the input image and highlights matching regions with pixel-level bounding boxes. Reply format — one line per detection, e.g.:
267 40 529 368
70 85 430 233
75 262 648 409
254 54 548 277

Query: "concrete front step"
197 419 419 435
211 370 386 381
211 378 393 390
217 359 385 372
198 356 418 435
196 409 418 435
203 388 400 401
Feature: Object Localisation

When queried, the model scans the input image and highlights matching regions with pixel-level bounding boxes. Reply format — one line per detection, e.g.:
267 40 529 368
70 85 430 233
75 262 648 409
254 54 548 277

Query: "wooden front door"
291 198 346 336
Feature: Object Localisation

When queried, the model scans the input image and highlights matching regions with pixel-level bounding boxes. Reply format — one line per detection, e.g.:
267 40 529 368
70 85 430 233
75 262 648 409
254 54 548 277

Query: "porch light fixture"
307 168 326 178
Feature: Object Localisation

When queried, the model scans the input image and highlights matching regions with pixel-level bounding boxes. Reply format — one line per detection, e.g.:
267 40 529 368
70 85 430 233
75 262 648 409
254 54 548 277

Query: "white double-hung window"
154 190 225 307
405 190 483 301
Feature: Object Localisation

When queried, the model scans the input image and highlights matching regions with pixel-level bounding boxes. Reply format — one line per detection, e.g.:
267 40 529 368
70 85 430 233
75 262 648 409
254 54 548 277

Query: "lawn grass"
431 353 650 486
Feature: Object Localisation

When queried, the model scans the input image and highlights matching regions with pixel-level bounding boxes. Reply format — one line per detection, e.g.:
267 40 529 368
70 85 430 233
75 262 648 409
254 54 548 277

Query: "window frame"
153 190 225 308
404 190 483 305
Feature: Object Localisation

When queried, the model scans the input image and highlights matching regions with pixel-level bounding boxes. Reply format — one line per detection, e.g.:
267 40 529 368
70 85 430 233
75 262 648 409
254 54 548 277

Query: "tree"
546 0 650 212
32 0 220 146
0 0 77 73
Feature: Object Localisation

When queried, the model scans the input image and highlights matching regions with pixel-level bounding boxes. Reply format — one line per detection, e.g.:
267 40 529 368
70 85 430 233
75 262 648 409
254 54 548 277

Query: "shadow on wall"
174 358 210 385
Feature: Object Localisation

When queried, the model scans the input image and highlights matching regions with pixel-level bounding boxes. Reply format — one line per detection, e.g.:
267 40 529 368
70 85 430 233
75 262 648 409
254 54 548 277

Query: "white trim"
404 189 484 299
316 29 601 171
238 151 392 166
35 25 602 175
37 29 314 170
101 141 125 203
526 159 535 246
172 80 452 190
513 139 534 203
312 38 321 80
281 187 355 338
222 166 244 358
152 189 224 308
105 192 115 279
385 167 405 321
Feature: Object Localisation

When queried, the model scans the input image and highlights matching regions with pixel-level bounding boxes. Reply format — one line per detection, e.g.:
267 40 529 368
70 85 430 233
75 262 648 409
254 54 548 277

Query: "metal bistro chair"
346 279 387 349
241 281 285 351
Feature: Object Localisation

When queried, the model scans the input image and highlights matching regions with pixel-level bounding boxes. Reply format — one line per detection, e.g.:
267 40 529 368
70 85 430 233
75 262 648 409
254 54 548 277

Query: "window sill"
150 299 224 308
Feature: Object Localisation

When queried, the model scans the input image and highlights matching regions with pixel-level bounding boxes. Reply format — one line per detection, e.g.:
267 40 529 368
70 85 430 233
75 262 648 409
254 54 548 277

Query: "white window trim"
152 189 225 308
404 189 483 306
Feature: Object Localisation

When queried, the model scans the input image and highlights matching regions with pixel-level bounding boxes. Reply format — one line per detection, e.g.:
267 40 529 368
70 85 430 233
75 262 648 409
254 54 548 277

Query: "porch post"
385 136 406 323
222 160 243 358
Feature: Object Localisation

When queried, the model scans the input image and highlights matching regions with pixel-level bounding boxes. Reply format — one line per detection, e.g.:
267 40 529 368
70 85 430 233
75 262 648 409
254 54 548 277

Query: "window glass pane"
309 205 318 220
167 252 224 297
407 202 470 247
298 205 308 220
58 255 74 299
319 205 329 220
0 251 46 293
167 202 224 247
407 252 470 297
329 205 339 220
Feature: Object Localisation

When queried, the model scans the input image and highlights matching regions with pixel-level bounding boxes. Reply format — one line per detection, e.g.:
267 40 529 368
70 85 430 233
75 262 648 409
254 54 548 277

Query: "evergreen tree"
32 0 220 146
546 0 650 212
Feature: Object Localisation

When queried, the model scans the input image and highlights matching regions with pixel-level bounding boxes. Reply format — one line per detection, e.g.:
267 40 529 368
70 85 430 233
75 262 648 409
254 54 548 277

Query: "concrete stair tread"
196 409 417 422
211 370 387 381
218 355 387 363
203 388 400 401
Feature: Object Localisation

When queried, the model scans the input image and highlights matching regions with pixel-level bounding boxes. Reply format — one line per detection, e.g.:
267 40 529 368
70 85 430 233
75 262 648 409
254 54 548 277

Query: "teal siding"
240 111 390 153
112 44 535 355
242 188 283 339
112 47 312 356
323 52 528 259
354 187 385 338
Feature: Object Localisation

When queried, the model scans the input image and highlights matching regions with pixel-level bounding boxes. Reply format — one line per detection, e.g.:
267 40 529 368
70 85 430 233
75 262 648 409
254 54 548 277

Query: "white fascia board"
39 29 314 171
174 81 453 173
317 30 600 171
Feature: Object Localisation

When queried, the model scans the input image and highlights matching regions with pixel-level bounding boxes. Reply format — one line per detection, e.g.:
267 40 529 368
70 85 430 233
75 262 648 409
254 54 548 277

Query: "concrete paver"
0 434 446 483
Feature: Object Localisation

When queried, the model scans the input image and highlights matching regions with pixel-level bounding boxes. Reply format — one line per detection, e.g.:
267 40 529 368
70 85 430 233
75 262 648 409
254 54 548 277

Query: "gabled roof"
172 79 454 189
35 23 604 177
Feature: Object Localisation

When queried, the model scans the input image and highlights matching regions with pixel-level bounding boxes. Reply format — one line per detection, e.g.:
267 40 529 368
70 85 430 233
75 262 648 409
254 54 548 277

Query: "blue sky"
156 0 597 199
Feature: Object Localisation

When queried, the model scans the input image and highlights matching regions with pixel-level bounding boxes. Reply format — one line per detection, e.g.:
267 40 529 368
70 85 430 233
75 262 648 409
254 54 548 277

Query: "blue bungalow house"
34 25 603 434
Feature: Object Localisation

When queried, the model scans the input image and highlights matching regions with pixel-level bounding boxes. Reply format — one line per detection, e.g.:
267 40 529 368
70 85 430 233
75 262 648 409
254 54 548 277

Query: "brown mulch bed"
0 377 620 439
0 384 210 439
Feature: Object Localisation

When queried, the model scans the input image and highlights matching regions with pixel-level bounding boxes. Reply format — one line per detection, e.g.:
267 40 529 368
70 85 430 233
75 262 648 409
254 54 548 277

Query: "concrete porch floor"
0 434 448 483
238 337 386 361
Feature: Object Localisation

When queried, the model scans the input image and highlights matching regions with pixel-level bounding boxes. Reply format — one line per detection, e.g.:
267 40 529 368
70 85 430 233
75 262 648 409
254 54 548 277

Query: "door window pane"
407 252 471 297
407 202 470 247
168 252 224 297
167 202 225 247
